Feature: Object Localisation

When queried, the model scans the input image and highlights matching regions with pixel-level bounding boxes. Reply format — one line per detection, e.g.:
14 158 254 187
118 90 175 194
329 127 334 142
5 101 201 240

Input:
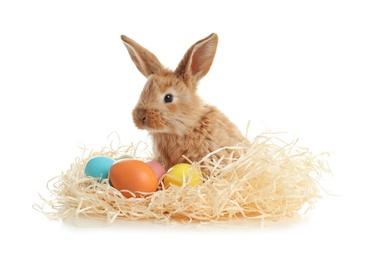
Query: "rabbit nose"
137 108 147 123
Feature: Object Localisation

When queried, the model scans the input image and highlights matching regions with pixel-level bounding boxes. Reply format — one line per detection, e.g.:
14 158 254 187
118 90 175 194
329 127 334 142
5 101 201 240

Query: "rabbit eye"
164 93 173 103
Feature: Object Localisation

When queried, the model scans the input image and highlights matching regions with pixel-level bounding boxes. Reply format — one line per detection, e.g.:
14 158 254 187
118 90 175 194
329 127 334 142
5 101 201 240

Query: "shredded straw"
34 130 331 224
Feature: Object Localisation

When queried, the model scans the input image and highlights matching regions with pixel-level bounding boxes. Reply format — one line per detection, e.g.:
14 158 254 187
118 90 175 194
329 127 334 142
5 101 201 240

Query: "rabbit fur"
121 33 248 172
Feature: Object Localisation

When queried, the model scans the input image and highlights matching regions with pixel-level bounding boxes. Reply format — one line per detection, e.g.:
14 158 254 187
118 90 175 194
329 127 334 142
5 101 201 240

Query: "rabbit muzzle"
133 107 167 132
136 108 147 124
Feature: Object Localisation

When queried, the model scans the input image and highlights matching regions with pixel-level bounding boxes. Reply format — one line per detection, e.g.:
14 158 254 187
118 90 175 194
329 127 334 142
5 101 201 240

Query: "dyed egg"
84 156 115 181
164 163 203 188
115 154 133 160
145 160 166 181
109 159 158 198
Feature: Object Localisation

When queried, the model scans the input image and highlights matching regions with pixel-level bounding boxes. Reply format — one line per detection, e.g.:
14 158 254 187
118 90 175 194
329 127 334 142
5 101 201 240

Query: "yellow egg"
164 163 203 188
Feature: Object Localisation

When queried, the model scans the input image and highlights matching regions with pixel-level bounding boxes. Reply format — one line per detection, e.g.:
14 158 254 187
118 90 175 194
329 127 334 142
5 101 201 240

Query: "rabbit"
121 33 248 173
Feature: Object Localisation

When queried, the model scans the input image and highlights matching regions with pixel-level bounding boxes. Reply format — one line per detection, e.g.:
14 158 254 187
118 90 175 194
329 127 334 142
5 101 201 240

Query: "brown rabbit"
121 33 247 171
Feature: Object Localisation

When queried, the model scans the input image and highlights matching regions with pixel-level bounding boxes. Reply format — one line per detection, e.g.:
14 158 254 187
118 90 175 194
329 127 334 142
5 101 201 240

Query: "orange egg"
109 159 158 198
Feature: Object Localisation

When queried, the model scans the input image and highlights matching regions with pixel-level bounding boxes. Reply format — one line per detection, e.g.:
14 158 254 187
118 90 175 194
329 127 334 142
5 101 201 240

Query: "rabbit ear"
175 33 218 85
121 35 164 77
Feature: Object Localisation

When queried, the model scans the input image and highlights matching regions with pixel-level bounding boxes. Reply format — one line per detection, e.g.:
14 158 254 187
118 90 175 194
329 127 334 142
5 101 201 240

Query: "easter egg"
84 156 115 181
109 159 158 198
115 154 133 160
145 160 166 181
164 163 203 188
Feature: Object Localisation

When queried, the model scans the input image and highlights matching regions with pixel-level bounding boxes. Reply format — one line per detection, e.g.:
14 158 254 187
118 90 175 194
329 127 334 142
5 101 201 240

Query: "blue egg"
84 156 115 181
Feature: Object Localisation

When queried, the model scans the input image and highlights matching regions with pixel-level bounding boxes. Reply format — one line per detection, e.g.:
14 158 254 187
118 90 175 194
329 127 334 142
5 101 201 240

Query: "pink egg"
145 160 166 181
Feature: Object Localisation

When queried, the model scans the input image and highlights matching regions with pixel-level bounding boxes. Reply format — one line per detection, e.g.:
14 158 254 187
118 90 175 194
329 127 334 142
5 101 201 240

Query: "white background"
1 0 366 259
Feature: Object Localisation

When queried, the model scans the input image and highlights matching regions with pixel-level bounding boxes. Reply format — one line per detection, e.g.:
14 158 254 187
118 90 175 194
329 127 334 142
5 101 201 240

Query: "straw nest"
34 130 331 224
